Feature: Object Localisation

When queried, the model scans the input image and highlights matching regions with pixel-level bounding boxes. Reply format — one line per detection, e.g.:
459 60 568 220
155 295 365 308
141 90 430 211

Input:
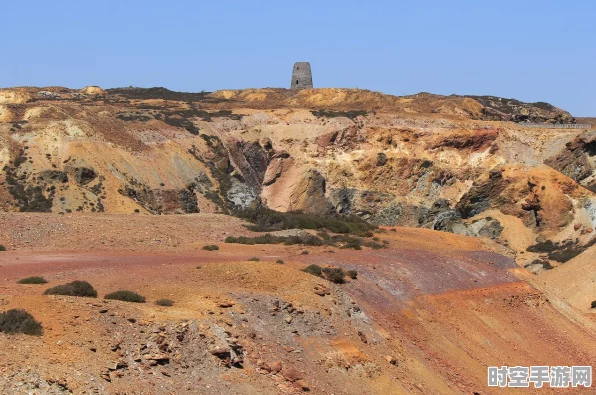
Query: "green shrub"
592 301 596 309
0 309 42 336
155 298 174 306
322 267 346 284
44 281 97 297
276 259 285 264
346 270 358 279
302 264 323 277
233 203 376 236
105 290 146 303
301 250 309 255
202 244 220 251
223 232 383 250
311 109 368 120
248 257 260 262
17 276 48 284
526 240 560 253
0 245 6 252
340 237 363 250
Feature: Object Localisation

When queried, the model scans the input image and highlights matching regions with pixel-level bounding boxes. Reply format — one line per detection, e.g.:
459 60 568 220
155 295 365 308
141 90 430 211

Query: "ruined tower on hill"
290 62 313 90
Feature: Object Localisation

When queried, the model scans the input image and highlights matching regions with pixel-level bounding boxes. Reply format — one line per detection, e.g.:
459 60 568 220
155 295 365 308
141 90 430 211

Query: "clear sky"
2 0 595 115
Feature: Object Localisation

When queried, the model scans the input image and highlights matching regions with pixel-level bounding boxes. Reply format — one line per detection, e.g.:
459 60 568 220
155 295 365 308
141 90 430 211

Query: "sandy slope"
542 244 596 312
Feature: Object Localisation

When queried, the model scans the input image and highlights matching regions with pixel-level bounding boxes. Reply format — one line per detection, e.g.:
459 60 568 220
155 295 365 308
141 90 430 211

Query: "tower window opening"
296 80 299 85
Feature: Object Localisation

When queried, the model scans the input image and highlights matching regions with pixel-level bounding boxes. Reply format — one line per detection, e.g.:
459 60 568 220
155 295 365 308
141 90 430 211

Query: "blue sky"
2 1 595 115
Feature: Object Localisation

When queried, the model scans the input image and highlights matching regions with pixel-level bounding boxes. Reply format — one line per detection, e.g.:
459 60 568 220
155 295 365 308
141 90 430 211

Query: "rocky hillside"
0 86 594 269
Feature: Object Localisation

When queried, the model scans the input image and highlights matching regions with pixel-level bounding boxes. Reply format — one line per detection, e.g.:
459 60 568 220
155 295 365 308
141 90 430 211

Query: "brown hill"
1 86 596 393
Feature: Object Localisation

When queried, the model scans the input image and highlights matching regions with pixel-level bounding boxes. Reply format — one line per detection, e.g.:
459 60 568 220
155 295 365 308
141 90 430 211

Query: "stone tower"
290 62 313 90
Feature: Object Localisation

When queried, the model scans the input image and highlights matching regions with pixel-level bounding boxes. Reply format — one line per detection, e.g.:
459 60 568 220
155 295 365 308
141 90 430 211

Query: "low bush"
248 257 260 262
302 264 323 277
224 232 385 250
346 270 358 279
232 203 376 236
526 239 565 253
592 300 596 309
301 250 309 255
155 298 174 307
311 109 368 120
340 237 363 250
202 244 220 251
302 265 355 283
0 245 6 252
105 290 146 303
276 259 285 264
0 309 42 336
44 281 97 297
322 267 346 284
17 276 48 284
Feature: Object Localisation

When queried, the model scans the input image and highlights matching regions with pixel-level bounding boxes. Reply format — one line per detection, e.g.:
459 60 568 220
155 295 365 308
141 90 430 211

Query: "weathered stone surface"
290 62 313 90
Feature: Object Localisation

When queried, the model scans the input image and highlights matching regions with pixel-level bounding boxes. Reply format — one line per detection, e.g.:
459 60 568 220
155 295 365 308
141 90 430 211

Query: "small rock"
269 361 282 374
385 355 398 366
295 379 310 391
144 353 170 362
358 331 368 344
106 361 119 371
209 347 230 357
283 367 303 382
285 316 293 324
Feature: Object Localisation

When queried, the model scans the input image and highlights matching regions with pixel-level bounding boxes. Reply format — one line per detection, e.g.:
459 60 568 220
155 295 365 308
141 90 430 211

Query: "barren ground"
0 213 595 394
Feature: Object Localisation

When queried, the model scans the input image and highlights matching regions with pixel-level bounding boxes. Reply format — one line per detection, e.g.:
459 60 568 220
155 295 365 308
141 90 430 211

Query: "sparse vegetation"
224 232 385 250
526 238 596 263
276 259 285 264
17 276 48 284
301 250 309 255
302 264 323 277
591 300 596 308
233 203 376 236
526 240 560 253
44 281 98 297
202 244 220 251
248 257 260 262
105 290 146 303
302 265 357 283
155 298 174 307
0 245 5 252
322 267 346 284
0 309 42 336
311 109 368 120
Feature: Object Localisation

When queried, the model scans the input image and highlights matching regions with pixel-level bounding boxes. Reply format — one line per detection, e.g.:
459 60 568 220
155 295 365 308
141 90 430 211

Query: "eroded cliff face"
0 86 594 265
